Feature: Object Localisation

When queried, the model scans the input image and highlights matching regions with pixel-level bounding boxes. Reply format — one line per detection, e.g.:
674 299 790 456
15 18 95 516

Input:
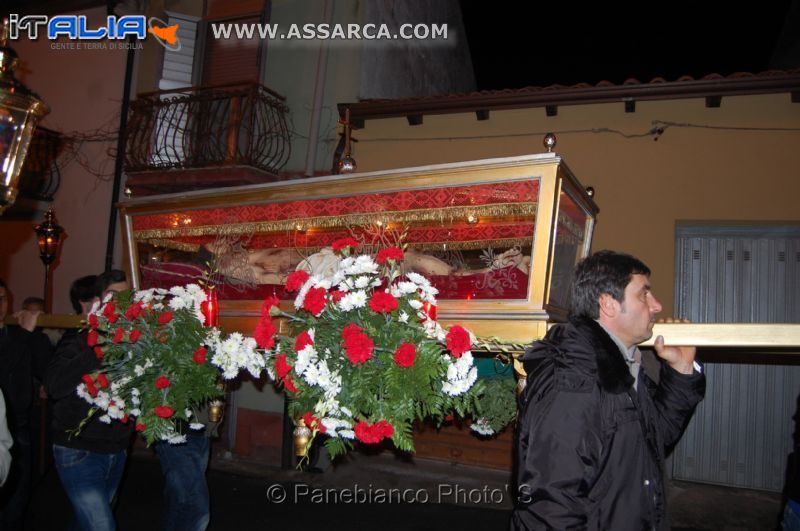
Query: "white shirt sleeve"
0 390 13 486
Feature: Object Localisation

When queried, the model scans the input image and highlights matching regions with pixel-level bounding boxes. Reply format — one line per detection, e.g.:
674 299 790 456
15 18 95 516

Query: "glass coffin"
120 153 598 339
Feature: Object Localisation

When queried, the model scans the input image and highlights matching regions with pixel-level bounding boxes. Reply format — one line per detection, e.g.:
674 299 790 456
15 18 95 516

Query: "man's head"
0 279 7 321
70 275 99 316
570 250 662 348
22 296 45 312
96 269 129 299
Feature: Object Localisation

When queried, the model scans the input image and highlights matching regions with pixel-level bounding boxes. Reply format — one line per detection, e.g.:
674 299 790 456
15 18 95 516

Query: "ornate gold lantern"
0 19 50 215
34 208 62 266
34 208 62 310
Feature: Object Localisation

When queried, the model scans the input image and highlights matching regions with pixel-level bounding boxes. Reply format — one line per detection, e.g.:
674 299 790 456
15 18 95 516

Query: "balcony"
124 82 291 195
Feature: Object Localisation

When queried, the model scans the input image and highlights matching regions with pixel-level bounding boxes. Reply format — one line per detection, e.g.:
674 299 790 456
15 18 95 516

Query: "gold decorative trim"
142 237 533 254
146 239 201 253
411 238 532 252
134 203 538 240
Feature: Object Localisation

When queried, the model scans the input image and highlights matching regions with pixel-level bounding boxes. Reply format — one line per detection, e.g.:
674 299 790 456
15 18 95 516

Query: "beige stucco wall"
0 6 128 314
347 93 800 316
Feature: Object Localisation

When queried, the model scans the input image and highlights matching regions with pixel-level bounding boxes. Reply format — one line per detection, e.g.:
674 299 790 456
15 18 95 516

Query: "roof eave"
340 71 800 126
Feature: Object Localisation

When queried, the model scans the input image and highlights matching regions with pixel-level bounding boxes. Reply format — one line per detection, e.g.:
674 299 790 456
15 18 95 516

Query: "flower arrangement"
78 284 265 444
258 239 484 459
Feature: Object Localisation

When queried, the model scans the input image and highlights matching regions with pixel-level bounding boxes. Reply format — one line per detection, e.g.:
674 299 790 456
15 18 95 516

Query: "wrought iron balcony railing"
125 82 291 176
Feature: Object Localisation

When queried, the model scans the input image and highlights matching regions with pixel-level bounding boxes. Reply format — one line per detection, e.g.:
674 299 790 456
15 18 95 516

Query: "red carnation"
354 420 393 444
135 423 146 432
81 374 94 385
125 302 143 321
96 373 109 388
275 354 293 379
102 300 116 317
87 329 99 347
344 331 374 365
254 318 276 349
121 414 129 423
94 346 104 359
331 237 360 252
283 374 298 393
193 346 207 364
341 323 362 341
330 289 345 303
261 295 280 316
129 329 141 343
102 301 118 323
113 328 125 344
154 406 174 418
155 376 171 389
88 314 99 329
445 325 472 358
157 312 173 325
375 420 394 439
394 342 416 368
302 412 327 434
85 381 98 398
376 247 404 264
302 286 327 316
285 270 310 292
369 291 398 313
294 330 314 352
354 420 378 443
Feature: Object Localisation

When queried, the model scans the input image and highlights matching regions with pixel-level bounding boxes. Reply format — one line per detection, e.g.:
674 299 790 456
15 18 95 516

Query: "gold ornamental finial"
543 132 557 152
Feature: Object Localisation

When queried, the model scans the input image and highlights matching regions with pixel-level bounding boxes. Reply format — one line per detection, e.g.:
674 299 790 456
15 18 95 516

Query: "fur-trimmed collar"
567 316 634 394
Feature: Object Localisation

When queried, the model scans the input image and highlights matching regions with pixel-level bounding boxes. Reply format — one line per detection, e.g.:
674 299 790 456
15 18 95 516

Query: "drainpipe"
303 0 334 177
104 34 137 271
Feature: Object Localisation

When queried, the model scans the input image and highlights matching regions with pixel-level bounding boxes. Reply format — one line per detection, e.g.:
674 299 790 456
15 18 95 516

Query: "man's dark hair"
0 279 6 290
96 269 127 294
22 296 45 308
69 275 99 314
569 250 651 319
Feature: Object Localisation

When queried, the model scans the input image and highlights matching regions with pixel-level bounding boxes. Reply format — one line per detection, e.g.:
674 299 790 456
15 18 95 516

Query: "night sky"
459 2 794 90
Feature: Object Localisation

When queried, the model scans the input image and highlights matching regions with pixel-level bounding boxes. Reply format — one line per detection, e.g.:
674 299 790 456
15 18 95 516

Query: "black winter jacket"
510 317 705 531
0 325 50 436
45 330 133 453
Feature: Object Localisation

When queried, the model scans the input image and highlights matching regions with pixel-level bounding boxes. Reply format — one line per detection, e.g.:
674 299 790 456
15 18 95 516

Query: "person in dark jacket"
46 271 133 531
510 250 706 531
0 279 50 530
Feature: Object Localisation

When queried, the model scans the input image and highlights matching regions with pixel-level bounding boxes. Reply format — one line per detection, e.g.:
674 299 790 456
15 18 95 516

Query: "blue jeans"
53 445 127 531
154 434 210 531
784 500 800 531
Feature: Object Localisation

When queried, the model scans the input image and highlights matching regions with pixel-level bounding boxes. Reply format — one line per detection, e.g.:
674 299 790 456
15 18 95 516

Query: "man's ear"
598 293 619 319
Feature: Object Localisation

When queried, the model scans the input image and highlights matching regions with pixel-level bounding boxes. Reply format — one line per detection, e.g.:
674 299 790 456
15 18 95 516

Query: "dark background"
459 1 798 90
